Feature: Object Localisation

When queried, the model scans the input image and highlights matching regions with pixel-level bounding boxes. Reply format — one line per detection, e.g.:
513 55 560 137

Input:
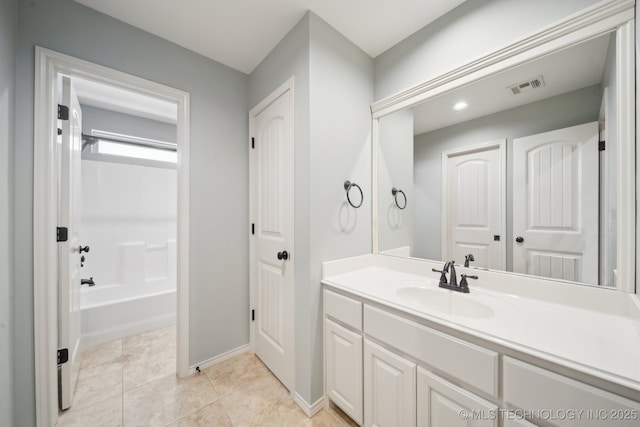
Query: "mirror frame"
371 0 636 293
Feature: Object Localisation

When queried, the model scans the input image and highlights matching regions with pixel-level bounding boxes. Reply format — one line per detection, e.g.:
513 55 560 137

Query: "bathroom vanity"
322 254 640 426
324 1 640 425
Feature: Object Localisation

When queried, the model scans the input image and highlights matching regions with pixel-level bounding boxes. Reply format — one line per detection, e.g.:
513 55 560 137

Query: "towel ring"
391 188 407 210
344 180 363 208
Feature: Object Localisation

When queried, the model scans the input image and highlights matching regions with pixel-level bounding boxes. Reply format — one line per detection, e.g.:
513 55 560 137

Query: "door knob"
515 236 524 243
79 245 90 253
277 251 289 261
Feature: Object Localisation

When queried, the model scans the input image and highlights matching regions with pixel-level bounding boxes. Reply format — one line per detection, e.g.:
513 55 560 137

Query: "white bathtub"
79 239 177 348
80 283 176 348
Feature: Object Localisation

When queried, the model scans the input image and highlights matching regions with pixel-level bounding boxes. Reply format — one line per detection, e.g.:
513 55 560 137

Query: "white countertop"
322 255 640 395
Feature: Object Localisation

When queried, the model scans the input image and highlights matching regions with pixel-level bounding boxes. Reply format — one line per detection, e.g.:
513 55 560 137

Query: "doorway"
33 47 190 426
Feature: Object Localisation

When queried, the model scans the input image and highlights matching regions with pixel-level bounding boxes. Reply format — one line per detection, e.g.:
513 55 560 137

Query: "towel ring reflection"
344 180 363 208
391 188 407 210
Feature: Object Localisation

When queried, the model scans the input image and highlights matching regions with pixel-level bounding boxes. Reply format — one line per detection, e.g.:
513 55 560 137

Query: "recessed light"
453 101 468 111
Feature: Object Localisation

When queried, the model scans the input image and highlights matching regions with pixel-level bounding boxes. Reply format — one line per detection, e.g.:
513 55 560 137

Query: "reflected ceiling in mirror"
377 31 623 288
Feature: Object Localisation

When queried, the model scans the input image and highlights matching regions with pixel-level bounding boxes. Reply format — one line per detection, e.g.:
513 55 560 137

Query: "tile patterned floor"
57 326 356 426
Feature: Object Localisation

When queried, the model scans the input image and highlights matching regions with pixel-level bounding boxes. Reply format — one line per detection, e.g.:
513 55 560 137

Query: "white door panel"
59 76 83 410
513 122 598 284
251 83 294 391
364 339 416 427
443 142 505 270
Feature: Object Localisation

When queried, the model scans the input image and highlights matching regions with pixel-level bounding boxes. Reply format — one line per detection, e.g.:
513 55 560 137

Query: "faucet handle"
459 274 477 292
431 268 447 284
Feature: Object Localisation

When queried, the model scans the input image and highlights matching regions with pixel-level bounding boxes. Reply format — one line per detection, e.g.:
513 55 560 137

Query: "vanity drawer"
364 304 498 397
503 357 640 427
325 290 362 331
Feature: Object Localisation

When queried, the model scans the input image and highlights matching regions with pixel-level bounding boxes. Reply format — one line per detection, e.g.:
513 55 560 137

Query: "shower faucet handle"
79 245 90 253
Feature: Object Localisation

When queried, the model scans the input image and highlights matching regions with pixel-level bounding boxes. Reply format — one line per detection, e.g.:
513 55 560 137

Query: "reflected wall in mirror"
377 31 627 288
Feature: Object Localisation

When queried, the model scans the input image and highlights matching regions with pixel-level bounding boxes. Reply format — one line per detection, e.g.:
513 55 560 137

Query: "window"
88 130 177 164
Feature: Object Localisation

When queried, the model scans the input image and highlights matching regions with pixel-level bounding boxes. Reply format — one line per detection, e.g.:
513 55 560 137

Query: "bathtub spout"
81 277 96 287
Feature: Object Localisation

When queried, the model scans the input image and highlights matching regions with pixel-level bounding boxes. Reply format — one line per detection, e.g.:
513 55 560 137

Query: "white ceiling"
411 33 612 135
73 0 467 74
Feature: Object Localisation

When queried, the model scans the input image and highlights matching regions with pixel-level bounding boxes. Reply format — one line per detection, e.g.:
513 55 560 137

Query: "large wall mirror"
372 1 636 292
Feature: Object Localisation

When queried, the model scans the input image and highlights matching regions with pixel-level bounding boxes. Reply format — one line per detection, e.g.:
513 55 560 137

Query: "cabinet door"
364 339 416 427
417 367 498 427
325 319 363 425
504 416 537 427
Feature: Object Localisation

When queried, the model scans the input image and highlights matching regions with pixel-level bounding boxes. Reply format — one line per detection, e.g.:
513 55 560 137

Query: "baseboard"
293 393 326 418
188 344 251 375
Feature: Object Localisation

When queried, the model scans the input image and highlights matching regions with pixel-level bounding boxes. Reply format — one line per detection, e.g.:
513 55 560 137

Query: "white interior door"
250 81 294 391
58 76 83 410
443 141 505 269
513 122 598 283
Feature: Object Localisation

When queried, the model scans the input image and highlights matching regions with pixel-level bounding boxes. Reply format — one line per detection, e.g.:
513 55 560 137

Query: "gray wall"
374 0 602 100
0 0 16 425
413 86 602 267
308 13 373 402
378 109 414 254
81 105 177 143
249 12 373 404
14 1 248 425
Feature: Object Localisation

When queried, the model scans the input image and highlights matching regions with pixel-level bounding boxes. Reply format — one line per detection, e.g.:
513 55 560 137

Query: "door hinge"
57 104 69 120
251 309 255 321
251 137 255 149
251 223 255 235
57 348 69 365
57 227 68 242
599 140 606 151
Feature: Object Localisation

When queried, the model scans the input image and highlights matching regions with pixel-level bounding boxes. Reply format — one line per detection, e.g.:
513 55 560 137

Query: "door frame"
33 47 191 426
248 77 295 392
441 140 506 269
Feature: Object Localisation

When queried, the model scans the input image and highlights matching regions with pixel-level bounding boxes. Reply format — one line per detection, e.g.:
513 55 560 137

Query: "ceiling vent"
507 75 545 95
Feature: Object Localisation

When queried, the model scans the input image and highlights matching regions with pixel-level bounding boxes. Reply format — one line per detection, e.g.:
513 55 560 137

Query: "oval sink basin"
396 287 494 318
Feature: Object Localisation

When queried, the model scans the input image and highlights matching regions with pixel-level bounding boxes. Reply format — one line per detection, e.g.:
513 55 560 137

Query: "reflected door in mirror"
512 122 598 284
443 141 505 270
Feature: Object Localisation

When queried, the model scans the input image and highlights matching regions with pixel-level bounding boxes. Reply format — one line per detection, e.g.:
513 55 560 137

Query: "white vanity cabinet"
417 367 498 427
364 339 416 427
324 290 363 425
503 357 640 427
322 286 640 427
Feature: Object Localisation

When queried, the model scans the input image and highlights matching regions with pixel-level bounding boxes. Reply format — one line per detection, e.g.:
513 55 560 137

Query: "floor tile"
58 395 122 427
259 392 309 427
123 325 176 358
123 345 176 391
204 352 272 397
166 401 233 427
218 374 287 426
123 373 218 426
72 361 123 410
81 339 123 369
